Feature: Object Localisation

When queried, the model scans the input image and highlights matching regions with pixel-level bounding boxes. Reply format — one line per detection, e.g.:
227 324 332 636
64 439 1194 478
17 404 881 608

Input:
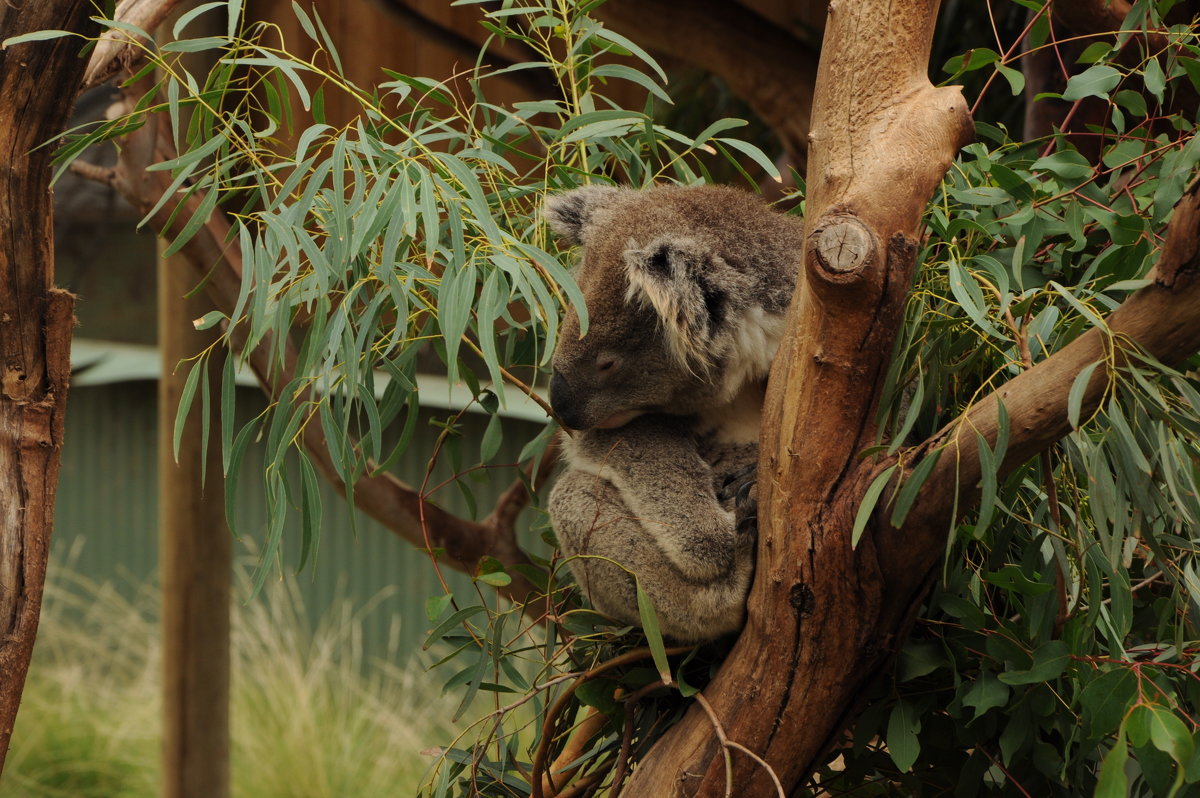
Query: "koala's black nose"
550 371 585 430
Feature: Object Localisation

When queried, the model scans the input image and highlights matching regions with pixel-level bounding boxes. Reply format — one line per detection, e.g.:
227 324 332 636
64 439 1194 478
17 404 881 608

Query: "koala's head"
544 184 801 431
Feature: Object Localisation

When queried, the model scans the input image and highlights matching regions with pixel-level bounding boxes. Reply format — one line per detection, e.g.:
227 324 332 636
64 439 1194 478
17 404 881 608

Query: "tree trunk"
0 0 96 773
622 2 973 794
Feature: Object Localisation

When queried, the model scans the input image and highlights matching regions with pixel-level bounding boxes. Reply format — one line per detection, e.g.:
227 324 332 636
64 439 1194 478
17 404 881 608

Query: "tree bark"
622 2 973 794
0 0 96 773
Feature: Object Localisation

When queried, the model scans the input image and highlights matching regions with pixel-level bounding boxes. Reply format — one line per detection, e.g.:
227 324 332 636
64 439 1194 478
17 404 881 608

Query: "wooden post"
158 242 231 798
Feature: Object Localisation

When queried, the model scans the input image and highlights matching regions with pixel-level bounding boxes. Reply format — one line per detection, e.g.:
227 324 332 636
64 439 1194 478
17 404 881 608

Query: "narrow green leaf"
714 136 782 181
423 606 487 650
172 359 204 462
890 448 943 528
173 1 226 38
1068 361 1103 429
975 432 998 535
591 63 671 103
852 465 896 549
2 30 75 47
636 583 672 685
296 453 323 573
163 182 220 257
947 258 1004 339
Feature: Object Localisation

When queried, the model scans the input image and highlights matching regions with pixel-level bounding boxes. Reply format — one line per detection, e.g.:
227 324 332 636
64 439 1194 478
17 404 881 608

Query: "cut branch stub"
811 215 876 280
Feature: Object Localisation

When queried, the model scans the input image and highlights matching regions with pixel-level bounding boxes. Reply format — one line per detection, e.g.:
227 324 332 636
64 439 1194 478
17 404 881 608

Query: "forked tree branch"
621 1 973 793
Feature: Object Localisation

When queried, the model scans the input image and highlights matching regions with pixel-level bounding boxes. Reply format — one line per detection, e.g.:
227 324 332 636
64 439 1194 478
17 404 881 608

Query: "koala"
544 184 803 642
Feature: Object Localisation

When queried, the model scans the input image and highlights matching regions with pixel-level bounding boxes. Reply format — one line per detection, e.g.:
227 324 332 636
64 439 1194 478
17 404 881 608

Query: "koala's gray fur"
544 184 803 643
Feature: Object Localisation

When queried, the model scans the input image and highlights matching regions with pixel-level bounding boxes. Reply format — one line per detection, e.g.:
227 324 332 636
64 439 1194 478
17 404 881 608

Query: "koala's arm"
563 417 738 582
550 466 752 642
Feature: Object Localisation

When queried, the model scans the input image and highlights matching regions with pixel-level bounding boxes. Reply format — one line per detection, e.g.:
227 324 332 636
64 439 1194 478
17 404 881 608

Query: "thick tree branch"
0 0 97 773
594 0 819 166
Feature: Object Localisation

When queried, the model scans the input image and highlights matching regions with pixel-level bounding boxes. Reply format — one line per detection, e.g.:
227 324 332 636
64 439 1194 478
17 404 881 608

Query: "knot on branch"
810 215 876 282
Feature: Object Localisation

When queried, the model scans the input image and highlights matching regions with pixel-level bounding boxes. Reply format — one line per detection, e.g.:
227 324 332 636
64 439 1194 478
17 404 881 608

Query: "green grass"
1 558 455 798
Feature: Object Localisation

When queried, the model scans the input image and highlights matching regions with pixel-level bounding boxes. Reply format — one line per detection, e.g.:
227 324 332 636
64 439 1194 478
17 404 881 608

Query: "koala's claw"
718 463 757 503
733 478 758 539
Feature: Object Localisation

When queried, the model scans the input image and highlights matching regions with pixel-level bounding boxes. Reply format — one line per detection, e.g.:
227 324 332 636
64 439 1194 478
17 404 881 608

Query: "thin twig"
693 693 786 798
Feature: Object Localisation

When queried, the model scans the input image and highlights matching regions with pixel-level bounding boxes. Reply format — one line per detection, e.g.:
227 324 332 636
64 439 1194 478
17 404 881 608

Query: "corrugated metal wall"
54 380 551 662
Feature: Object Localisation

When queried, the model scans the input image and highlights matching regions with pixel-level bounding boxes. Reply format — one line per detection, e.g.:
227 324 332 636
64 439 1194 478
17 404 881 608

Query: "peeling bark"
0 0 95 772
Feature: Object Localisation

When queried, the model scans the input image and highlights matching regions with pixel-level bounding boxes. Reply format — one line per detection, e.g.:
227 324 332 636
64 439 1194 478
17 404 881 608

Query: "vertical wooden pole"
158 243 231 798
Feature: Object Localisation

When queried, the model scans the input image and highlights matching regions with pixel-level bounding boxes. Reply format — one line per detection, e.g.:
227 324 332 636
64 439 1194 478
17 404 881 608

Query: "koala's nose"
549 371 585 430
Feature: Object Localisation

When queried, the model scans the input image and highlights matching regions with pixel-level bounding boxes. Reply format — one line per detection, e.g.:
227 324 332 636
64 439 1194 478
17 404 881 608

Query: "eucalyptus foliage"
22 0 1200 795
848 5 1200 795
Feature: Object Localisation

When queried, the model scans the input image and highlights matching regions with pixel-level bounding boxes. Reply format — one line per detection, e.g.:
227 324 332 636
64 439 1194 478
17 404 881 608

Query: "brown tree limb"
0 0 97 773
620 2 973 794
82 0 184 90
593 0 819 167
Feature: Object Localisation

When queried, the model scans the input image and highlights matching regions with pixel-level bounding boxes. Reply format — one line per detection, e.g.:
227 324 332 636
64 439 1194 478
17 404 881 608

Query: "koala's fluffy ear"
624 236 735 371
544 186 624 244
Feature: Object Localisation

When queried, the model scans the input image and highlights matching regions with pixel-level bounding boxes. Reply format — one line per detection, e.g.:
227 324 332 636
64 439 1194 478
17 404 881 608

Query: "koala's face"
545 186 746 431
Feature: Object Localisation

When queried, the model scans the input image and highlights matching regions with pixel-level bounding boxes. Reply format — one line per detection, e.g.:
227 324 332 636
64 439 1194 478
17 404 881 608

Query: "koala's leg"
565 417 738 583
550 465 754 643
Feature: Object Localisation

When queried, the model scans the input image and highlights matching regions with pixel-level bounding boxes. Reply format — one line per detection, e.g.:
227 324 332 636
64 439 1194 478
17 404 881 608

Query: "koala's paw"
733 478 758 542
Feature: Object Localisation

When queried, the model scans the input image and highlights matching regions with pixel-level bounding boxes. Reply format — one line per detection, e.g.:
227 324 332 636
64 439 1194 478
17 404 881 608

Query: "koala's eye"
596 356 620 374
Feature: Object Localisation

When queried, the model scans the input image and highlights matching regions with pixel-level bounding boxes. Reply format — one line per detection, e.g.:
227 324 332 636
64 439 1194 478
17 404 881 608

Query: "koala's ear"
624 236 731 370
544 186 624 244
